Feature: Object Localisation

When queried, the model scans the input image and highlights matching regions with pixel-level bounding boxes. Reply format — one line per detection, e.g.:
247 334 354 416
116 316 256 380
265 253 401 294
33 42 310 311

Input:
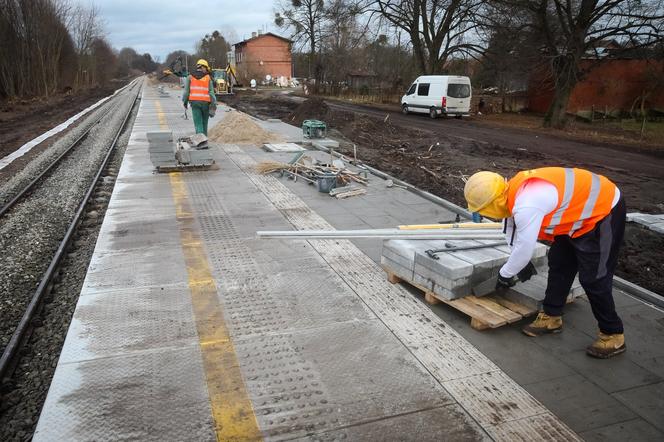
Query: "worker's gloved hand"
183 102 188 109
517 261 538 282
496 274 517 290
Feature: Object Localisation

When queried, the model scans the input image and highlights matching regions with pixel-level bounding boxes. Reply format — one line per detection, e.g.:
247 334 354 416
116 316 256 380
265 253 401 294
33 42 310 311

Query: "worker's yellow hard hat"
196 59 210 69
464 171 507 213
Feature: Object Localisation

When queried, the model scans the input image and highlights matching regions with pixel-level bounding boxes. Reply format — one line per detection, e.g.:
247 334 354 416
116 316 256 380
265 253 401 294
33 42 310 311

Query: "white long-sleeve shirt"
499 178 620 278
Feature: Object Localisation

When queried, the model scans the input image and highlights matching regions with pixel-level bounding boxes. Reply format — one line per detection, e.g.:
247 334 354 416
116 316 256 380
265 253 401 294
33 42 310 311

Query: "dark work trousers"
543 197 626 334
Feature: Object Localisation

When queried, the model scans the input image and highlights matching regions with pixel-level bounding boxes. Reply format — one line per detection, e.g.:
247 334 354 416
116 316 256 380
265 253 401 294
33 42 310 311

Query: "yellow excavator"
211 64 237 96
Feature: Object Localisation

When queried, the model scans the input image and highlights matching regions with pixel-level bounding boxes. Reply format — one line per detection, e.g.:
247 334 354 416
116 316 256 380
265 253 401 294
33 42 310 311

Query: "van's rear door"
446 80 471 113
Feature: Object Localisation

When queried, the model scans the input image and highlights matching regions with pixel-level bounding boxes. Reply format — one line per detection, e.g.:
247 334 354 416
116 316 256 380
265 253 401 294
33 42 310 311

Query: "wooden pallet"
385 270 538 331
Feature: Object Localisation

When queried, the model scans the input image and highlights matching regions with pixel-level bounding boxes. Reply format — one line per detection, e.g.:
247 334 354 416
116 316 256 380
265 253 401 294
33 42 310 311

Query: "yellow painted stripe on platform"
154 100 168 129
169 172 262 441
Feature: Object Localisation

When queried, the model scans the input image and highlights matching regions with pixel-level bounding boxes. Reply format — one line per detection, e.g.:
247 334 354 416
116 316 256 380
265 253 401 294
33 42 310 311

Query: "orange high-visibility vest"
188 75 211 102
507 167 617 241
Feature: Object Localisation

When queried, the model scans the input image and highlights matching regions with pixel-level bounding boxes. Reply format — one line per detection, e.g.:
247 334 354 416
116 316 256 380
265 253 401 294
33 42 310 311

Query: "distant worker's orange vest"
507 167 617 241
188 75 211 102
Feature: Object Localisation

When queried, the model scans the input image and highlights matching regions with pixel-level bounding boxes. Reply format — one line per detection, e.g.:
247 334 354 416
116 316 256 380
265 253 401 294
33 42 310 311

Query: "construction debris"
255 154 369 192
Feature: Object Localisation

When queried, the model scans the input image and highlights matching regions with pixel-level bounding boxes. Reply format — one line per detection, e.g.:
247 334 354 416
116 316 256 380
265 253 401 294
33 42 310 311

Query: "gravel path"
0 80 141 441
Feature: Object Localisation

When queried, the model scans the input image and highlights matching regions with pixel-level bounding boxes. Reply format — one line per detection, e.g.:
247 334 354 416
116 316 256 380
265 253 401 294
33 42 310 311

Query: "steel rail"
0 79 139 219
0 80 142 383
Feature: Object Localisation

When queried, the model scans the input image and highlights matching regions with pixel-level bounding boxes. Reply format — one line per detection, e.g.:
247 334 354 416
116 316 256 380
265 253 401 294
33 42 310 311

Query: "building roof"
234 32 292 48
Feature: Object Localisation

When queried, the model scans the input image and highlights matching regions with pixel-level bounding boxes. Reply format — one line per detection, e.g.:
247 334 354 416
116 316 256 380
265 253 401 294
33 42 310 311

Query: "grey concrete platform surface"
33 85 663 441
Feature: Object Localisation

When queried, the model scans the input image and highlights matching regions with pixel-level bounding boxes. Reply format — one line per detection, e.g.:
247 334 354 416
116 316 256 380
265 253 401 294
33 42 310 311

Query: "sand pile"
208 111 283 144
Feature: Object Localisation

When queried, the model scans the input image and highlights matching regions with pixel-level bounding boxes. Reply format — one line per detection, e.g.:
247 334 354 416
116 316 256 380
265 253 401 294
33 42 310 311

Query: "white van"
401 75 472 118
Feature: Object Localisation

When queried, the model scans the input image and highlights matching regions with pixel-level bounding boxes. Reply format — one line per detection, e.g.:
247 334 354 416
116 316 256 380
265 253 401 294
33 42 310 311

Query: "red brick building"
528 59 664 114
234 32 292 84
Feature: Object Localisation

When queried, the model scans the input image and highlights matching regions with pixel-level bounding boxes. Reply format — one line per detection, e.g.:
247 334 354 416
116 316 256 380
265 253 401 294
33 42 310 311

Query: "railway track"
0 78 142 389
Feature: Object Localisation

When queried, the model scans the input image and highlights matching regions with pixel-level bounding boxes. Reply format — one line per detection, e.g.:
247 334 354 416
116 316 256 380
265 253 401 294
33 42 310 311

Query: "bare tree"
320 0 371 82
275 0 327 78
375 0 485 74
0 0 75 97
68 3 104 89
504 0 664 128
195 30 231 68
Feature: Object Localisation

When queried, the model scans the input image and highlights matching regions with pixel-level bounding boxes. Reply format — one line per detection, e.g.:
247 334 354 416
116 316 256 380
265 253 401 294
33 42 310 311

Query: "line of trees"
274 0 664 127
0 0 158 100
162 31 233 77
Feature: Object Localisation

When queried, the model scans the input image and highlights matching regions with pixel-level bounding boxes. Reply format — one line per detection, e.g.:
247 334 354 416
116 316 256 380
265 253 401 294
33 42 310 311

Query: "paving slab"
579 418 664 442
613 381 664 433
524 374 637 433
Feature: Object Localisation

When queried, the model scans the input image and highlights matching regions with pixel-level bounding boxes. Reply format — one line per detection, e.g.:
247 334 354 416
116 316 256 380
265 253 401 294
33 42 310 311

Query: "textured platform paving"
33 85 662 441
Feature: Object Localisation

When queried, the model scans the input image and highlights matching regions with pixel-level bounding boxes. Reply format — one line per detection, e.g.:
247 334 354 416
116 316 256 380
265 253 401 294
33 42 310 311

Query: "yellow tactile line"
155 98 262 441
155 100 169 129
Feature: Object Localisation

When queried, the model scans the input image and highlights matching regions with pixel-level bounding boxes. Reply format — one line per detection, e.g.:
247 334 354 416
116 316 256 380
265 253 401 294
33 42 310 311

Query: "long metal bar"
0 80 141 383
258 228 503 240
398 222 502 230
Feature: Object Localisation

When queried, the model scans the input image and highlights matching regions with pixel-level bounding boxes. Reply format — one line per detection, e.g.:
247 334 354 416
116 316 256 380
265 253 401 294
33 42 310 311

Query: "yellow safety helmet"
196 59 210 69
464 171 508 213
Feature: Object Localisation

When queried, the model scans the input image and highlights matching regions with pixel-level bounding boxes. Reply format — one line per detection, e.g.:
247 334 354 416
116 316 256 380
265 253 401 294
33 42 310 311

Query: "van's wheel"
429 107 438 119
402 104 409 115
455 115 463 119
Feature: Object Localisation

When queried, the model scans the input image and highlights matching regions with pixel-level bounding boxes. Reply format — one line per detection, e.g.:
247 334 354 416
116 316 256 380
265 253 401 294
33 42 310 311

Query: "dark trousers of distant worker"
190 101 210 135
544 197 626 334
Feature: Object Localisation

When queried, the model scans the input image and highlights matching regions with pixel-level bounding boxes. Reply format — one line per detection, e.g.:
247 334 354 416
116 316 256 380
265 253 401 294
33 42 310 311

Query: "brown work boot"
522 312 563 337
586 332 626 359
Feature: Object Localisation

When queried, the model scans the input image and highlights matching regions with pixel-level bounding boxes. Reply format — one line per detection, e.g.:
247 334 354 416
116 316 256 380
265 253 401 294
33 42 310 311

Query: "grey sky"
86 0 280 61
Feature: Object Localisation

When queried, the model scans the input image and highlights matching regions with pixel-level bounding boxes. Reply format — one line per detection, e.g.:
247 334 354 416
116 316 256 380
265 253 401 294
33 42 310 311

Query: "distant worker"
464 167 626 359
183 59 217 135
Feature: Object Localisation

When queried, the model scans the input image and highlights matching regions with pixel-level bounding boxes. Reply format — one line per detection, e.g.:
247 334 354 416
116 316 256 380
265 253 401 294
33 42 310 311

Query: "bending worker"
464 167 626 359
183 59 217 135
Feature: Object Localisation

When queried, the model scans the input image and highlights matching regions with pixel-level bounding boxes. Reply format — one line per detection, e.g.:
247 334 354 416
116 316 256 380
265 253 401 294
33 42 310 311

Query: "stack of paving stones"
627 213 664 234
147 130 176 168
381 239 585 310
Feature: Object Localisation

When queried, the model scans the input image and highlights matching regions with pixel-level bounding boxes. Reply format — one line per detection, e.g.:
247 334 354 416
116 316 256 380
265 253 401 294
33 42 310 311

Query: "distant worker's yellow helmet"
464 171 508 216
196 59 210 69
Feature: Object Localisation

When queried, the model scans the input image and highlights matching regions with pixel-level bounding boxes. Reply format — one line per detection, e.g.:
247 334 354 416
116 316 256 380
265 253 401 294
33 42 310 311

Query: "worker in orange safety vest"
464 167 626 359
183 59 217 135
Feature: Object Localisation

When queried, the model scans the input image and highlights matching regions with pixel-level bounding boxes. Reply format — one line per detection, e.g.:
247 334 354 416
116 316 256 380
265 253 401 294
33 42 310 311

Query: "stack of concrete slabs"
382 239 584 309
147 130 176 168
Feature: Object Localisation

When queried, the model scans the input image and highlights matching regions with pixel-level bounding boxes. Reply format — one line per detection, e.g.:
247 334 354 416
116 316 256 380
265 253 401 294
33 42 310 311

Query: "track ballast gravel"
0 80 139 352
0 83 140 441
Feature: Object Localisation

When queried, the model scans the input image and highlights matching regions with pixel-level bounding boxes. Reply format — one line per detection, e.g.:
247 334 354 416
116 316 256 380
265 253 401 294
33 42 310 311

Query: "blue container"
316 174 337 193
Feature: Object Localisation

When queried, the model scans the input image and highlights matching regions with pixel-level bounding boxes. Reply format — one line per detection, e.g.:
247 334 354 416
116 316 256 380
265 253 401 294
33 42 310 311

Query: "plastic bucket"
316 174 337 193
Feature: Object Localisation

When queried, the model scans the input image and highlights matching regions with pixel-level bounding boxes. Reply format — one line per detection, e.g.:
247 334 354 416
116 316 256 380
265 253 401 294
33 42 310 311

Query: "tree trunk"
544 84 573 128
544 55 578 128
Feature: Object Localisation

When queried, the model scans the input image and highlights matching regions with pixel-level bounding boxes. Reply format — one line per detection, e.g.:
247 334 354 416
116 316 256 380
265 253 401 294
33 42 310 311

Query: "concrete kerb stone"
627 212 664 234
650 222 664 234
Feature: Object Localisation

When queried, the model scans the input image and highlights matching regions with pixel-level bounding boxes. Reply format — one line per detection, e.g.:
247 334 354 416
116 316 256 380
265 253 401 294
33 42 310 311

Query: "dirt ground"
0 84 123 159
224 90 664 295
